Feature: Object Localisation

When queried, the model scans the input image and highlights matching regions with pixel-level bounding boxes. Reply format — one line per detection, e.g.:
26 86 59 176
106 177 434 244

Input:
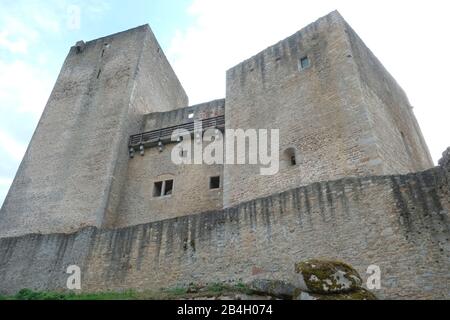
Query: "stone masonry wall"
111 99 225 227
114 142 223 227
224 12 383 208
0 25 188 237
223 11 434 209
0 154 448 299
344 22 434 173
142 99 225 132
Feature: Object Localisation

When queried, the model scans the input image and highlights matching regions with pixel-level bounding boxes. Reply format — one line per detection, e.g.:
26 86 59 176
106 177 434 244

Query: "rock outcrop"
243 259 377 300
293 259 376 300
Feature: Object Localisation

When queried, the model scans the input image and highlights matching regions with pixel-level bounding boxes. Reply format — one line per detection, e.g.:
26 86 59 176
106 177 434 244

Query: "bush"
14 289 71 300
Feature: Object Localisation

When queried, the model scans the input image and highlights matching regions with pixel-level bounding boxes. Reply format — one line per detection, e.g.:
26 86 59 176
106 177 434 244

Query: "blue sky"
1 0 450 207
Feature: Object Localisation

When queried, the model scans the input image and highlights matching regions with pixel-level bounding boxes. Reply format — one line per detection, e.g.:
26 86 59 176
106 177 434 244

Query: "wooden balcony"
128 115 225 155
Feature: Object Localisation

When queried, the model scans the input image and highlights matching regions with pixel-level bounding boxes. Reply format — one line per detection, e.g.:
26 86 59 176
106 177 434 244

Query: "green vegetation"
0 283 254 300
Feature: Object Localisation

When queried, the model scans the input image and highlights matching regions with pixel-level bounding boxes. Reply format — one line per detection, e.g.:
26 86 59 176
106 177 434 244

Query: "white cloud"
0 31 28 54
168 0 450 164
0 130 26 162
0 177 13 187
0 15 40 54
0 60 53 115
0 177 13 208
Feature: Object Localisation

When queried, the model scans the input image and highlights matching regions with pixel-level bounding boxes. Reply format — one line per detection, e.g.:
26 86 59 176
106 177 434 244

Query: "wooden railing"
128 115 225 152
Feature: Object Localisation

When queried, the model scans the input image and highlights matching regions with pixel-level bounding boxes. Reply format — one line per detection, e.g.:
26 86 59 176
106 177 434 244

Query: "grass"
0 283 254 300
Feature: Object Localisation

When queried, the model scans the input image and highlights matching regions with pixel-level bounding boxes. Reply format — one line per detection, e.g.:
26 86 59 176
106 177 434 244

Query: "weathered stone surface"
294 259 362 294
0 25 188 238
438 148 450 169
294 288 377 300
0 158 448 299
223 10 433 208
246 279 296 299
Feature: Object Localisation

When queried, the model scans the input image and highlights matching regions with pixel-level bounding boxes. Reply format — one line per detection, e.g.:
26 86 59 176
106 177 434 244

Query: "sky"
0 0 449 206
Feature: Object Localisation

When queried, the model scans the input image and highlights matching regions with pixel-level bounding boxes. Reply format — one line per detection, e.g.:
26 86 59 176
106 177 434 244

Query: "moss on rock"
294 259 362 294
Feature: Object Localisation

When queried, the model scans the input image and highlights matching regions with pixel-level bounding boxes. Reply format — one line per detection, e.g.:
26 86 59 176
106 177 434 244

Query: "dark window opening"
153 181 163 197
97 69 102 79
210 176 220 189
164 180 173 196
300 56 310 70
153 180 174 197
291 155 297 166
281 148 298 169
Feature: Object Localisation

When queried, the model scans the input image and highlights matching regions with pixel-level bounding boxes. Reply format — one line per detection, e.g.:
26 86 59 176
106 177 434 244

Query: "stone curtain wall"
0 154 448 299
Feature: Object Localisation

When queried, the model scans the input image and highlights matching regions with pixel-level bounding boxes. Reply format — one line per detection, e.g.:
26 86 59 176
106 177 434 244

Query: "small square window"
188 112 194 119
153 180 174 197
209 176 220 189
299 56 310 70
153 181 163 197
164 180 173 196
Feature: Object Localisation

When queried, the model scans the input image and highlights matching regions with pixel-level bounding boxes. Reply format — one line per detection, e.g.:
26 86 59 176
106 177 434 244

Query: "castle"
0 11 448 299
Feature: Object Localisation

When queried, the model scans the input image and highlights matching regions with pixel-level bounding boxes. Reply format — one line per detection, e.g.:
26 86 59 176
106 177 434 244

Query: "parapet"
142 98 225 132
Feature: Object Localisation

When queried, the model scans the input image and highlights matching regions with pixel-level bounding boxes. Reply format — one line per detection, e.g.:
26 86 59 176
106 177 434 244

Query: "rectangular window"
164 180 173 196
153 181 163 197
188 112 194 119
153 180 174 197
209 176 220 189
299 56 310 70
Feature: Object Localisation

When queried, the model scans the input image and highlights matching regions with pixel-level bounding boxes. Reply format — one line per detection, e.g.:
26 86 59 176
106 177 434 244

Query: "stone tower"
0 25 188 238
223 11 433 206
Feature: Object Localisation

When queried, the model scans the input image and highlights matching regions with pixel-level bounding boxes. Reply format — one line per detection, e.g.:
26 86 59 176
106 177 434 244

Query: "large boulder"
246 279 296 299
294 259 363 294
294 288 377 300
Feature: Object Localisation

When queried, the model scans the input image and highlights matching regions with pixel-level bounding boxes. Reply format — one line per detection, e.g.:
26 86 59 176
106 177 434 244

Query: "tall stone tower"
0 25 188 238
223 11 433 207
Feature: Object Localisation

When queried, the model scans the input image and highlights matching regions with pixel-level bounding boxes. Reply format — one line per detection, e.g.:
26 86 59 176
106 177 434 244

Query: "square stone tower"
223 11 433 207
0 25 188 238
